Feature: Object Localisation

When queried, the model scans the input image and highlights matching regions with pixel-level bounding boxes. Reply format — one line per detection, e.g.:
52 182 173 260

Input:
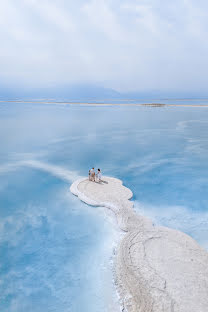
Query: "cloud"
24 0 75 33
82 0 125 41
0 0 208 93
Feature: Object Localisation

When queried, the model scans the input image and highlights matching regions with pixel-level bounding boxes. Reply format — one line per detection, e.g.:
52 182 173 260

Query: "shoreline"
70 177 208 312
1 99 208 108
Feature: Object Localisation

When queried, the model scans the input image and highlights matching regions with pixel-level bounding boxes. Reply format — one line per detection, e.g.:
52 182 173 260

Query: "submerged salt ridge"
0 165 122 312
2 157 208 251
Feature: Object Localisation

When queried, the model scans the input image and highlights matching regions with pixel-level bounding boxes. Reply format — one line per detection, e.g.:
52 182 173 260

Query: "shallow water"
0 102 208 311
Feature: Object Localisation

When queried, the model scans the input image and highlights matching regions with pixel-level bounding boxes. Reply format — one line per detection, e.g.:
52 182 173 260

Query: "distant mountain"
124 90 208 100
0 83 208 101
0 84 123 101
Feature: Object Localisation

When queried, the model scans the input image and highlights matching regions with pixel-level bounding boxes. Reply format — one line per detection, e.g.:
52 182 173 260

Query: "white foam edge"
70 178 127 312
70 178 120 212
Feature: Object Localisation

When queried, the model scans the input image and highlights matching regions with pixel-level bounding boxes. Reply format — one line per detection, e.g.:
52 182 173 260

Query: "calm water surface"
0 102 208 311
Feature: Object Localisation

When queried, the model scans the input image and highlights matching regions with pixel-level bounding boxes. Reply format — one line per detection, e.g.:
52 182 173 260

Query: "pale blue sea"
1 102 208 311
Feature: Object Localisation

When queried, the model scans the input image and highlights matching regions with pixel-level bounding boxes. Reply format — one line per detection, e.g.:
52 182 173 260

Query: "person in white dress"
96 168 102 182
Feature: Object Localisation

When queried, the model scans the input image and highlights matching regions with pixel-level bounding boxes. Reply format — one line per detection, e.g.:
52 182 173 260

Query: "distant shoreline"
1 99 208 107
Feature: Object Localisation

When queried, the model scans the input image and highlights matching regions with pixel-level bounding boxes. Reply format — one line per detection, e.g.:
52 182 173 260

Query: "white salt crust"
70 177 208 312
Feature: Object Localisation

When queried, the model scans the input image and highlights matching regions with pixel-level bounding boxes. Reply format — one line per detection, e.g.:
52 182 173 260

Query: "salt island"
70 177 208 312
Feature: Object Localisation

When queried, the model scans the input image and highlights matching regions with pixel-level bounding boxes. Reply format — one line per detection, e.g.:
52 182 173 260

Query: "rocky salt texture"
70 177 208 312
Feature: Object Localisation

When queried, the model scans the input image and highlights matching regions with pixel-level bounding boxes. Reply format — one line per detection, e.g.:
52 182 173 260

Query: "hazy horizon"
1 83 208 101
1 1 208 95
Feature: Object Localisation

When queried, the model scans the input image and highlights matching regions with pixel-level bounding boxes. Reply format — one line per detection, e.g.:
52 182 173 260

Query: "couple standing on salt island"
88 167 102 182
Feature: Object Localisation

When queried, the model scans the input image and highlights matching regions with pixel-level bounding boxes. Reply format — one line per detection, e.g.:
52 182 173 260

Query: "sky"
0 0 208 94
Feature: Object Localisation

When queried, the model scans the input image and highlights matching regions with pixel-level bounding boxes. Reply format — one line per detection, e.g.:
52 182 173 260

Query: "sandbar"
70 177 208 312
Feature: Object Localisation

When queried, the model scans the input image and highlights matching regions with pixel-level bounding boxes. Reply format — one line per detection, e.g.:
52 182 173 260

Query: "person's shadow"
101 180 108 184
95 180 108 184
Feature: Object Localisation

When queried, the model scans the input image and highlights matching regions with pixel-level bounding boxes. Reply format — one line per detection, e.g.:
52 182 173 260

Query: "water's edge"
70 177 208 312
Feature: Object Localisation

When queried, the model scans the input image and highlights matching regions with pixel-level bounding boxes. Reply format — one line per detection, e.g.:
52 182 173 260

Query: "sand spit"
1 99 208 108
70 177 208 312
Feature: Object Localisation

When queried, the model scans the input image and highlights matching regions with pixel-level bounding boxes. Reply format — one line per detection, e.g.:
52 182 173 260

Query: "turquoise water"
1 102 208 311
